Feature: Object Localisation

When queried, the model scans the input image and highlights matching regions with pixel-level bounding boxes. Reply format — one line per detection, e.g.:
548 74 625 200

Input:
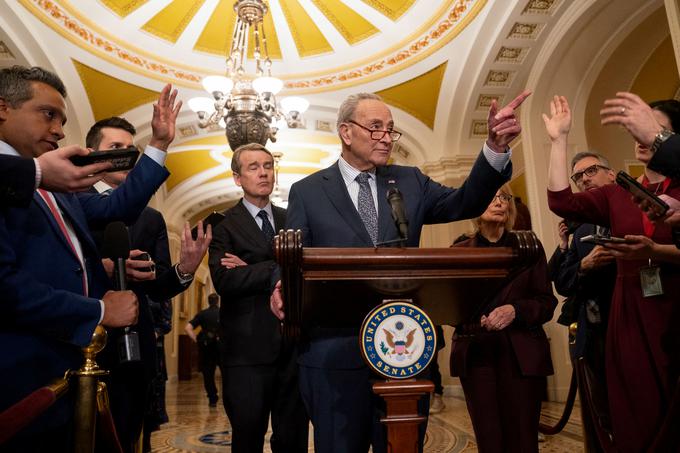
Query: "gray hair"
231 142 273 174
570 151 610 172
0 66 66 107
336 93 383 131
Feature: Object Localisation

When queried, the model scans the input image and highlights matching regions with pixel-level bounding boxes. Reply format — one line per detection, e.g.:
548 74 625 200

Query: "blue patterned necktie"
257 210 275 243
356 172 378 245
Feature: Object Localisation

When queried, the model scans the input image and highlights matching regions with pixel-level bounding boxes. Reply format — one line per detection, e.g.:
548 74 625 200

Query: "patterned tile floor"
150 376 584 452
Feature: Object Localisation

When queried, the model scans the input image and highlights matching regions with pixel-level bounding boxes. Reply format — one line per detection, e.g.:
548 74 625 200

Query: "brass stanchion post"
73 325 108 453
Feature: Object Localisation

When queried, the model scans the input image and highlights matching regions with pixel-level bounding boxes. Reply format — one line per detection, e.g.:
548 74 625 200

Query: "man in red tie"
0 65 178 452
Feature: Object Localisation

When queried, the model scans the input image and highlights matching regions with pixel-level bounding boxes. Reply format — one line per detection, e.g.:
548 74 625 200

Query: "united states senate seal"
359 301 436 379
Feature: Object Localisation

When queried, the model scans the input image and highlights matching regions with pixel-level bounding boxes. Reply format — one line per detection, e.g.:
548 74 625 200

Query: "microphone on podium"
387 186 409 241
102 221 141 363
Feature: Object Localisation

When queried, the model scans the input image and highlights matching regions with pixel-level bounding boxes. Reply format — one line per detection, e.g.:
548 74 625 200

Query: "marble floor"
150 375 585 452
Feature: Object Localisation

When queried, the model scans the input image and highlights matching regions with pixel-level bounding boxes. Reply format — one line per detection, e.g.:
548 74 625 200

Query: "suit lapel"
55 193 100 260
231 200 270 251
272 205 286 233
34 192 82 260
321 163 373 245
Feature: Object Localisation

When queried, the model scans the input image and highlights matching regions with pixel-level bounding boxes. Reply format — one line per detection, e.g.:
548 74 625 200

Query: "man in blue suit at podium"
271 91 530 452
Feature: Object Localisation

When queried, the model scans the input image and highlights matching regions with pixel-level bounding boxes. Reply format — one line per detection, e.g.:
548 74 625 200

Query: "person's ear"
233 172 242 188
339 123 352 146
0 98 9 121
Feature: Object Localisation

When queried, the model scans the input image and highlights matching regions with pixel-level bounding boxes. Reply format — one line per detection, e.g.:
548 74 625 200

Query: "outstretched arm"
543 95 572 192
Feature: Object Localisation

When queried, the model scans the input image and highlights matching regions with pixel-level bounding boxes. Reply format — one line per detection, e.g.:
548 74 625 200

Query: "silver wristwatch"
650 128 674 153
175 263 194 284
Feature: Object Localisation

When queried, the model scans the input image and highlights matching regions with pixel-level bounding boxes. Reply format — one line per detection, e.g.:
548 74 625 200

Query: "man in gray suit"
271 91 530 452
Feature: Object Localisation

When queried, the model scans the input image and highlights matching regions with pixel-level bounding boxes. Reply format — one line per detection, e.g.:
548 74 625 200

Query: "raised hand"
542 95 571 141
558 220 569 250
487 89 531 153
178 220 212 276
149 84 182 151
600 92 661 147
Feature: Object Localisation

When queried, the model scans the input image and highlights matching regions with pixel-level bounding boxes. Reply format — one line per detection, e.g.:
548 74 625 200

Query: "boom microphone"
102 221 141 363
102 221 129 291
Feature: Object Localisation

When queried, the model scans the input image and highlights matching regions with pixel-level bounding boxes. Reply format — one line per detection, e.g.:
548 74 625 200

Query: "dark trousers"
199 341 221 402
106 362 151 453
298 365 429 453
222 345 308 453
460 333 544 453
574 308 609 453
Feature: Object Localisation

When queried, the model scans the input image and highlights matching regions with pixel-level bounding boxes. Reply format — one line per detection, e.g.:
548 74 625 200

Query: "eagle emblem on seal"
381 321 416 361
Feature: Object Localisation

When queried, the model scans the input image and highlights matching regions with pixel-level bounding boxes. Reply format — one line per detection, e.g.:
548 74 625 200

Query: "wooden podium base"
373 379 434 453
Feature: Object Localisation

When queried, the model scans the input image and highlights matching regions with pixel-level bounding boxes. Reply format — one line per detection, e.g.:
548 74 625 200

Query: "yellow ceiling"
279 0 333 57
166 149 219 190
142 0 207 43
73 59 160 121
377 62 448 129
362 0 414 21
99 0 146 17
310 0 379 45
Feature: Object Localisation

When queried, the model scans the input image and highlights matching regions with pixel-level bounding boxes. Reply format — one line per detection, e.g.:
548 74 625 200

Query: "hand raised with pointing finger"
487 90 531 153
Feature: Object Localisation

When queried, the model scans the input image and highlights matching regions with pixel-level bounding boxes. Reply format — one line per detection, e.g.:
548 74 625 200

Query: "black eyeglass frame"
570 164 610 183
347 120 402 142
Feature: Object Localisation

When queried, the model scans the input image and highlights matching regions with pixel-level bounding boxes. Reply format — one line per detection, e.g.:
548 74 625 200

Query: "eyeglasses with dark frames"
570 164 610 183
347 120 402 142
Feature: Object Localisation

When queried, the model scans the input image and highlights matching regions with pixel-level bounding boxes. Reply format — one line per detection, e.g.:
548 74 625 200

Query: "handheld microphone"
102 221 141 363
386 186 408 241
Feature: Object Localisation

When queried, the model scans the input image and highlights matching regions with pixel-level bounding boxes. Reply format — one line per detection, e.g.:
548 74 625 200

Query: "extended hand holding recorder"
616 171 669 217
70 146 139 172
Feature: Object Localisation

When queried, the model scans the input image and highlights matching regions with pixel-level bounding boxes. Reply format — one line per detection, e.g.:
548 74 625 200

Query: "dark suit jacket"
0 155 35 207
548 223 616 326
0 154 169 431
209 199 286 366
92 206 188 382
285 151 511 369
648 134 680 179
450 233 556 378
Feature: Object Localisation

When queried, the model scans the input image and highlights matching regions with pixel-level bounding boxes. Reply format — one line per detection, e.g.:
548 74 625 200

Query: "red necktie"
37 189 88 295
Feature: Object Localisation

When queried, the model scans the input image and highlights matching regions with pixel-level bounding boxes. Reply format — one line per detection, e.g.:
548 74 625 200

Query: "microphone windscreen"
387 187 401 199
102 221 130 259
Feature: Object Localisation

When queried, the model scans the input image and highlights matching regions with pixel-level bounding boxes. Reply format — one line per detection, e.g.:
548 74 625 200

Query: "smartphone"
70 146 139 172
132 252 154 273
580 234 629 246
616 171 669 216
191 211 225 240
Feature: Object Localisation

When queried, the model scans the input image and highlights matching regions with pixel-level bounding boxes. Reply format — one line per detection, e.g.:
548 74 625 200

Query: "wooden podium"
275 230 540 452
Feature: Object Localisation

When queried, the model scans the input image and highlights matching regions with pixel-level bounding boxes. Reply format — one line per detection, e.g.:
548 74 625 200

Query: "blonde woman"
451 184 556 453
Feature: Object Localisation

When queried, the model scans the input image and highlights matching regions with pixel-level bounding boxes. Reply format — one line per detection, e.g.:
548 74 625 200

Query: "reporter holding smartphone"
545 96 680 452
86 116 211 453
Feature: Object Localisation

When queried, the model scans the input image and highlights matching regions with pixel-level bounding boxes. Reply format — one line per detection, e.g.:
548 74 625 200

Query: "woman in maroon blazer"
450 184 557 453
